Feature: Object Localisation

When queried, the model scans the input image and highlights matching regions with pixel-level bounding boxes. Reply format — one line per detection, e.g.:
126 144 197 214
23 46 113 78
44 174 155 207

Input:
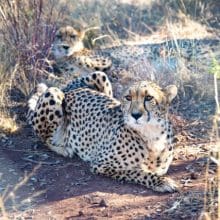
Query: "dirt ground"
0 86 218 220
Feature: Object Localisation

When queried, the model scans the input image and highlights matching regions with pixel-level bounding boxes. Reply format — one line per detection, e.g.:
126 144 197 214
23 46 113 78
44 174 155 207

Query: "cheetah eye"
125 95 132 101
55 34 62 39
70 35 76 39
145 95 153 101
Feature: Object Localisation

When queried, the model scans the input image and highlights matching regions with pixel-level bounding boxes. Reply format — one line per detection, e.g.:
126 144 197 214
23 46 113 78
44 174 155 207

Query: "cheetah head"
122 81 177 128
51 26 84 59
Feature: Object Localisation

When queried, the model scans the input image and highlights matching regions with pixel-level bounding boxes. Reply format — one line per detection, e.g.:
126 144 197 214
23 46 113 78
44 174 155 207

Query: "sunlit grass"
0 113 19 134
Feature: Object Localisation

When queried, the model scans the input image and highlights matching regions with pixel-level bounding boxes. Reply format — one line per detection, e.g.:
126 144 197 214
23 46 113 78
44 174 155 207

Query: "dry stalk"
0 196 8 220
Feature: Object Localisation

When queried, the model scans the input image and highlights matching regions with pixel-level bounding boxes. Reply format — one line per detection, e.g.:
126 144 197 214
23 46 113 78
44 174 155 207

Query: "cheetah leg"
82 71 113 97
27 83 48 124
28 84 69 157
63 71 113 97
76 55 112 72
91 164 179 193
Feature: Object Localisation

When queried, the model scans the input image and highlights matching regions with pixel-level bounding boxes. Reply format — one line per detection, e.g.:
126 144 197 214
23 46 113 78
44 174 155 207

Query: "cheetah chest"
131 118 170 153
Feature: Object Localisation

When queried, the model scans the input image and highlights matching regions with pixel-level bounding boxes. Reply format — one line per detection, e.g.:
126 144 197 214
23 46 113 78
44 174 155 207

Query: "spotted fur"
27 73 179 193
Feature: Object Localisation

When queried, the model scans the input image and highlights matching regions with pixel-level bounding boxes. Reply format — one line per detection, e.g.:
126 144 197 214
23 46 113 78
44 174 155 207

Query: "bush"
0 0 71 95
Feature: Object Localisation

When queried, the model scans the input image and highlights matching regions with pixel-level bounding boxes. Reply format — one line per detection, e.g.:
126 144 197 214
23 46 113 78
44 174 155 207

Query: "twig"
92 34 114 45
3 164 41 202
0 196 8 220
22 157 60 165
213 72 220 219
0 147 52 154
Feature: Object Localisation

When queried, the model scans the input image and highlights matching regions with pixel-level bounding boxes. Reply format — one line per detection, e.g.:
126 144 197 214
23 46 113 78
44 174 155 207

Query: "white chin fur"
52 42 84 59
52 48 67 59
125 115 167 144
68 41 84 55
125 115 147 128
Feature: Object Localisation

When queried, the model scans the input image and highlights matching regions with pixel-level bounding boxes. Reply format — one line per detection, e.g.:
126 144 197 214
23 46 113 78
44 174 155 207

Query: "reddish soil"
0 108 217 220
0 76 218 220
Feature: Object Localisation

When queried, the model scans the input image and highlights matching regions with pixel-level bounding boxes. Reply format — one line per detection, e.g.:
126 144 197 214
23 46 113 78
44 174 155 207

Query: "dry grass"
0 0 71 134
198 61 220 219
0 113 19 134
0 66 19 134
0 0 82 97
0 197 8 220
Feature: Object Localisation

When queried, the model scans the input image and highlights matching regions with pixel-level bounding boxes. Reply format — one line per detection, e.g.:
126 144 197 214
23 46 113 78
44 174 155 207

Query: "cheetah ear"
71 24 84 38
163 85 178 104
79 30 85 39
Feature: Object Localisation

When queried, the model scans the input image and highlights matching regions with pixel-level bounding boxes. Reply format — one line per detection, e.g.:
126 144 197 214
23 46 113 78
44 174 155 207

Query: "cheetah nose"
62 45 69 50
131 112 142 120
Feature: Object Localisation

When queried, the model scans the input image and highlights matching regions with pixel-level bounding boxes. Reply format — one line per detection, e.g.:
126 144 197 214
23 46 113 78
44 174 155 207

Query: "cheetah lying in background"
27 71 178 192
51 26 112 78
50 25 220 81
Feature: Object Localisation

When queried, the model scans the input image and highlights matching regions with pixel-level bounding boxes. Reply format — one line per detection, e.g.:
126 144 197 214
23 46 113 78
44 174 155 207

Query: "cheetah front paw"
153 177 179 193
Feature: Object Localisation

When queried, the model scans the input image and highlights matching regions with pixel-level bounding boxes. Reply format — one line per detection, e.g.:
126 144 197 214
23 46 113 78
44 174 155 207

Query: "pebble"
99 199 108 207
78 211 84 216
190 172 198 179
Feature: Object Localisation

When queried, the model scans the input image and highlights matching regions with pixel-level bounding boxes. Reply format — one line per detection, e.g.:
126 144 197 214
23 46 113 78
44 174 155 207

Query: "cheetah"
50 25 220 98
27 71 179 193
122 81 177 176
51 26 112 77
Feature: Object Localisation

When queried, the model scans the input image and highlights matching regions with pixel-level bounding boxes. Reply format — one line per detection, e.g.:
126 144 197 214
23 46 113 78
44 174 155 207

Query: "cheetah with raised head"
51 26 112 77
122 81 177 176
27 71 179 193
